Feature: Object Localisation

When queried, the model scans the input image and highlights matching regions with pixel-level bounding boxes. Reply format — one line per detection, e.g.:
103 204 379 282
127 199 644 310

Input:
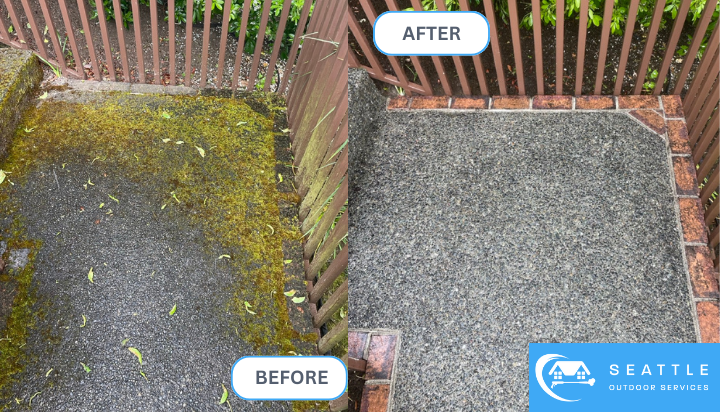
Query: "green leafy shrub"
89 0 311 59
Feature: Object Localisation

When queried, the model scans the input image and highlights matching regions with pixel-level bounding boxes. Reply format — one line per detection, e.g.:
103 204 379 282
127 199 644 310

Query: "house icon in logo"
548 361 595 389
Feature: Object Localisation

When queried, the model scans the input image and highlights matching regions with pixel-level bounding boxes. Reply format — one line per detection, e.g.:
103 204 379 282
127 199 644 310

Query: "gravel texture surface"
349 90 696 409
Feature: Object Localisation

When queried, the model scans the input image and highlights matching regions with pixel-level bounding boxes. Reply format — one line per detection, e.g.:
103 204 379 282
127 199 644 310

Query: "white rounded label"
231 356 347 401
373 11 490 56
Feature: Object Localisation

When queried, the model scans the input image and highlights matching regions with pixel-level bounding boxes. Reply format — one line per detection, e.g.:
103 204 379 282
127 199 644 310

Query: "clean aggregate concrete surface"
349 110 697 411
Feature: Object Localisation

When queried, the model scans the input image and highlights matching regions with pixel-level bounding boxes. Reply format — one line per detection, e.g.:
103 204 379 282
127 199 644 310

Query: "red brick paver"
410 96 449 109
491 95 531 109
673 157 699 196
686 246 720 299
349 330 369 359
387 97 410 110
532 95 573 109
662 95 684 118
696 301 720 343
365 334 398 380
617 95 660 109
629 110 666 135
451 96 489 109
667 120 691 154
679 197 709 244
360 384 391 412
575 95 615 110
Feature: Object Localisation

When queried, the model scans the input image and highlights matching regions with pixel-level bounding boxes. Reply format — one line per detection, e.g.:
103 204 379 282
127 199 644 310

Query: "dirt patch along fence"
350 0 719 270
0 0 313 90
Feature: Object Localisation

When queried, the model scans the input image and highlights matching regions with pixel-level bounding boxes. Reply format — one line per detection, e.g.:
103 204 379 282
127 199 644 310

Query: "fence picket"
633 0 667 95
112 0 130 81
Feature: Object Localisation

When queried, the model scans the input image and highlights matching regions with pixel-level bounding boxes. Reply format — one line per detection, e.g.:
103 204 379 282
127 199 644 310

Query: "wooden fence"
350 0 719 270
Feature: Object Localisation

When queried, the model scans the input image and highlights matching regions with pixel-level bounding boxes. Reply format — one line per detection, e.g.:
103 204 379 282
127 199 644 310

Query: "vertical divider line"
77 0 101 80
131 0 145 83
112 0 130 81
199 0 212 87
94 0 116 81
574 0 589 95
216 0 234 87
593 0 613 94
632 0 667 94
507 0 525 94
614 0 640 95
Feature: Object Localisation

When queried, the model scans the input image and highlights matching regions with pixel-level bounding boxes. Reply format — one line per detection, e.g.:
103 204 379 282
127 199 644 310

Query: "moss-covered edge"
0 49 42 162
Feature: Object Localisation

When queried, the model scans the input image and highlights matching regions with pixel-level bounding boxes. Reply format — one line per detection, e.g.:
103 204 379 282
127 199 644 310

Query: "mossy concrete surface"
0 90 318 411
0 49 42 161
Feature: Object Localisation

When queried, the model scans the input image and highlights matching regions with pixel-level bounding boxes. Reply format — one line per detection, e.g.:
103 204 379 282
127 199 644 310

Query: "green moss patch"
0 92 314 402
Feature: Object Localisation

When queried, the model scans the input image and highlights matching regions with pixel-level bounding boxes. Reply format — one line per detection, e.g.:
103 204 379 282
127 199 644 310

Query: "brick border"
348 329 402 412
387 94 719 343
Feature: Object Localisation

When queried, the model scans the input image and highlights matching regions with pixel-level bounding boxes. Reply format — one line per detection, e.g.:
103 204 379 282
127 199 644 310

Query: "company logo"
535 354 595 402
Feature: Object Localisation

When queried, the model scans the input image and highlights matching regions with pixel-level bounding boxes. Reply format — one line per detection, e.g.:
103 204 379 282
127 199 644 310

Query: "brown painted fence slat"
231 0 253 90
184 0 193 86
700 166 719 205
409 0 451 95
593 0 613 94
215 0 234 87
653 0 691 95
684 24 720 108
309 244 348 303
531 0 543 95
686 62 719 127
2 0 27 45
360 0 410 92
633 0 667 95
94 0 116 81
483 0 506 95
614 0 640 95
459 0 487 95
112 0 130 81
507 0 525 94
200 0 212 87
19 0 48 58
77 0 101 80
691 105 719 159
168 0 175 85
247 0 273 91
279 0 313 94
673 0 719 95
556 0 565 94
386 0 432 95
574 0 589 95
264 0 293 92
150 0 161 84
696 123 719 180
435 0 470 95
131 0 145 83
38 0 68 74
58 0 84 76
